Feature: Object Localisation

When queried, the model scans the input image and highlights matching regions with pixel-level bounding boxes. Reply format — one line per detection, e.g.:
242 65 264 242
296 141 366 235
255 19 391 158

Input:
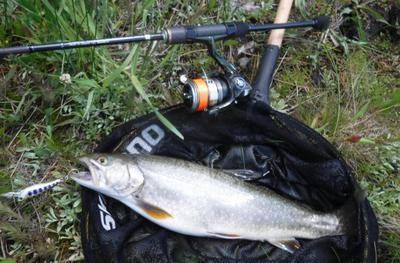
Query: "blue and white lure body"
1 179 62 199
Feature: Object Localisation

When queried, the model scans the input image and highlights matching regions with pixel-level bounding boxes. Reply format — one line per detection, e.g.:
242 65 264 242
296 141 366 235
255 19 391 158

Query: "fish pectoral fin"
135 199 172 220
268 238 301 254
207 232 241 239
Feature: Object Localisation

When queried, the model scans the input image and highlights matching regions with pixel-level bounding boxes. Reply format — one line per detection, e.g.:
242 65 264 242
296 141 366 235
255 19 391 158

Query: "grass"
0 0 399 261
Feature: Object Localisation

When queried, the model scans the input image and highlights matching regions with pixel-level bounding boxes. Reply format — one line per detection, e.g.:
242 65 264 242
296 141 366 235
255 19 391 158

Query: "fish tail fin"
335 185 365 236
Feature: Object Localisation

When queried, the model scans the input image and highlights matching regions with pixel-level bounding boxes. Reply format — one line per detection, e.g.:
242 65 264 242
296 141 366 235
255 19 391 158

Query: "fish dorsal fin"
268 238 301 253
134 199 172 220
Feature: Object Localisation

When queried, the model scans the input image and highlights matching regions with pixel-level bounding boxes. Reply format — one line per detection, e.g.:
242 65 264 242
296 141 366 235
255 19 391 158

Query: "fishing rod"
0 16 329 113
0 16 328 55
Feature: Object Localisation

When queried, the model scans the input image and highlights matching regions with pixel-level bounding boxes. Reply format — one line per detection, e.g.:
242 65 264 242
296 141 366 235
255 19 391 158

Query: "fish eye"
97 156 108 165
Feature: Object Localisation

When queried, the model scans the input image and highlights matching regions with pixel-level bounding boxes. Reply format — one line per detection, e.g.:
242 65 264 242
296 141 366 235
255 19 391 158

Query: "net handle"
268 0 294 47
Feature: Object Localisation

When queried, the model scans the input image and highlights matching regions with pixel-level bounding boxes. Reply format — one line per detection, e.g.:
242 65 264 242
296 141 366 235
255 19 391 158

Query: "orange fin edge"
136 199 172 220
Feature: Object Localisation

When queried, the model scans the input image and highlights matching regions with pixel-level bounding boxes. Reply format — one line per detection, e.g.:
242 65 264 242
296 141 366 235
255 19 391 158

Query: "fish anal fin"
207 232 241 239
136 199 172 220
268 238 301 253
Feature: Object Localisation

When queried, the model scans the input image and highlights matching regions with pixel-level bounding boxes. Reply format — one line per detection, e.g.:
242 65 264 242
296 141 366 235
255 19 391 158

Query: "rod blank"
0 33 165 56
0 17 329 57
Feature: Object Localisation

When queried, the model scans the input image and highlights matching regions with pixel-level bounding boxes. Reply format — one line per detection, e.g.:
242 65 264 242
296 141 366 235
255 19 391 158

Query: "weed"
0 0 399 261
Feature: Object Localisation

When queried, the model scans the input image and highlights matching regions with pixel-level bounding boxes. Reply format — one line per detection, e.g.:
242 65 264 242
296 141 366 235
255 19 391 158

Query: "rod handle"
268 0 294 47
166 22 249 44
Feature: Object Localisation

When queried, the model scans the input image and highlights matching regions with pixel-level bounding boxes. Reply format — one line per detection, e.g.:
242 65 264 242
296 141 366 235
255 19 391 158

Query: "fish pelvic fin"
135 199 172 220
268 238 301 254
207 232 241 239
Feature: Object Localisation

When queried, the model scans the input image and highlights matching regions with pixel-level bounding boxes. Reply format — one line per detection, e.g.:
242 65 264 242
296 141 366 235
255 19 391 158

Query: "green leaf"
154 111 184 140
124 71 184 140
294 0 308 18
359 138 375 145
385 89 400 107
54 118 79 128
224 39 239 46
0 258 16 263
103 45 138 87
157 45 179 69
208 0 217 10
83 90 95 121
358 6 392 27
340 7 353 16
73 78 101 89
352 101 370 121
352 15 366 42
126 71 152 105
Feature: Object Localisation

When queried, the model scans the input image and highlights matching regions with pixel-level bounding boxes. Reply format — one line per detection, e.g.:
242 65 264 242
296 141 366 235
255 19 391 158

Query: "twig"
7 106 37 149
0 235 7 259
10 150 24 179
41 159 59 182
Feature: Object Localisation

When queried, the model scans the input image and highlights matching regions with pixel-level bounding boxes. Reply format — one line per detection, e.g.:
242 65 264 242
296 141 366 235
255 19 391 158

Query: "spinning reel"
0 16 329 113
180 40 251 113
182 75 250 113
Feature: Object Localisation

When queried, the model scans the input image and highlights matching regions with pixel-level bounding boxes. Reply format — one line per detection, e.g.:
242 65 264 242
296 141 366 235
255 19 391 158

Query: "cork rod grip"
268 0 294 47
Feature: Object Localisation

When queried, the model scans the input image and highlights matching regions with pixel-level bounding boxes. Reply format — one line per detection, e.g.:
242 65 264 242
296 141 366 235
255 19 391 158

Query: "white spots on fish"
75 154 346 252
1 179 63 199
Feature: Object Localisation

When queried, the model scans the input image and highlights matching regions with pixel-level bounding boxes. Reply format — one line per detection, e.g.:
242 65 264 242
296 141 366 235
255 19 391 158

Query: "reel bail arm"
203 38 236 76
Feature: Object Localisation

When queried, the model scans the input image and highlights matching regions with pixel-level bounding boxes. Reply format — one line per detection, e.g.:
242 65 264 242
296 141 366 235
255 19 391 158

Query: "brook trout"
72 154 358 253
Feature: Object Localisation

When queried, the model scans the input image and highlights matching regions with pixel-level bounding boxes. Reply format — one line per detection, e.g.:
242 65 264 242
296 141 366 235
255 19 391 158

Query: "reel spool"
183 77 229 112
182 74 251 113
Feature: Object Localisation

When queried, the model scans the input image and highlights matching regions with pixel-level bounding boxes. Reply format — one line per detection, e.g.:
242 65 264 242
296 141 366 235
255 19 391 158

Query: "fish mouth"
70 170 95 189
71 156 99 189
71 171 92 181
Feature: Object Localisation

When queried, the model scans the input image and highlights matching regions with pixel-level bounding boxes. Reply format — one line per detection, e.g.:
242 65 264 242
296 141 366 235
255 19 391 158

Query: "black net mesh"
80 102 378 263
